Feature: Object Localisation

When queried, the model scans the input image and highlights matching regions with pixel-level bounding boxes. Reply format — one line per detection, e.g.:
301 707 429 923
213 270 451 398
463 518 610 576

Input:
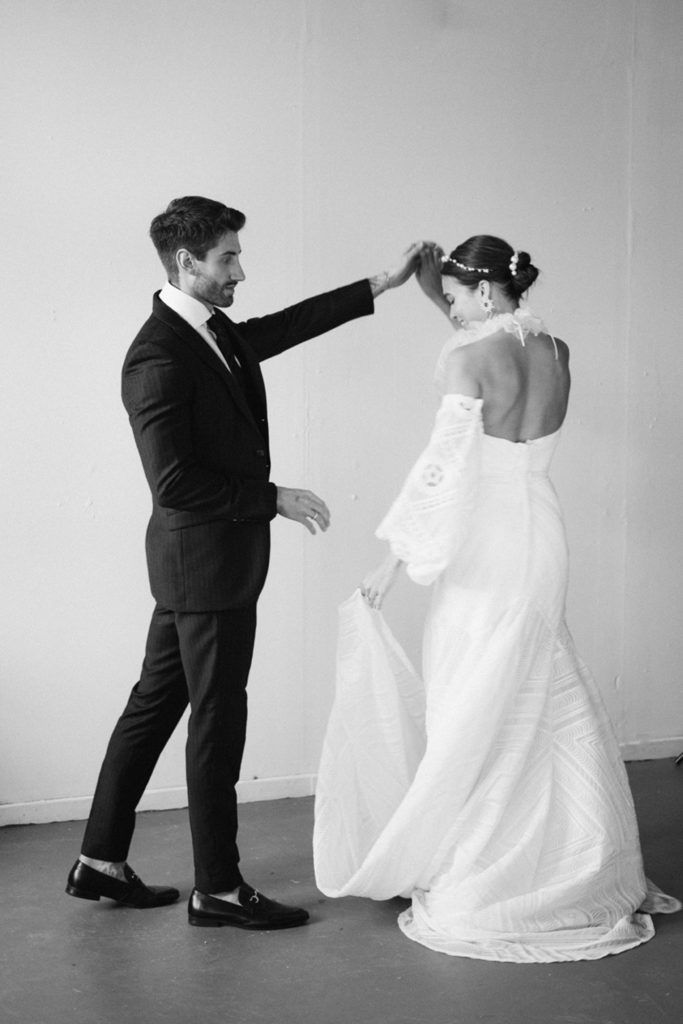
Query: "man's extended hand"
370 241 429 297
387 240 430 289
276 487 331 535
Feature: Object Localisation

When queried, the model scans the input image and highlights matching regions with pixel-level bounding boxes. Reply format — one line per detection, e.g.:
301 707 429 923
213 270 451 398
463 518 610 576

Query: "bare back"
445 329 570 442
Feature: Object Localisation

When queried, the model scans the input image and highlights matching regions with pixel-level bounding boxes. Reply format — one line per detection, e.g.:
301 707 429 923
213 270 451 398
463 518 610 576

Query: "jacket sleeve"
376 395 483 585
122 349 277 522
236 280 375 361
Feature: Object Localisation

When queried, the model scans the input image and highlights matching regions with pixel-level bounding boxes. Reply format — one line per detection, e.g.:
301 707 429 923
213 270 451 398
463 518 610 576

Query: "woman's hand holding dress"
361 553 402 610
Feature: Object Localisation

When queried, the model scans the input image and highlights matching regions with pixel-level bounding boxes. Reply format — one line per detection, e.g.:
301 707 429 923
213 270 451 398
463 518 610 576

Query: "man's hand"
276 487 331 535
369 241 428 297
360 553 402 610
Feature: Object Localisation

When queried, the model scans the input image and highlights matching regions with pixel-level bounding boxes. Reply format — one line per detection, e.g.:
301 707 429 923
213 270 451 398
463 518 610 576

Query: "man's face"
184 230 245 309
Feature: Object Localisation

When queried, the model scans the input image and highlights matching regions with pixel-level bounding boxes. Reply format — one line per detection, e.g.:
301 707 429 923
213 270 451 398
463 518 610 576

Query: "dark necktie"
206 312 246 389
206 312 264 424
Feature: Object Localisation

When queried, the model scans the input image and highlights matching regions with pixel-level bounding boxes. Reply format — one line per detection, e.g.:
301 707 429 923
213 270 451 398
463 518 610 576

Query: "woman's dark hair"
441 235 539 304
149 196 246 279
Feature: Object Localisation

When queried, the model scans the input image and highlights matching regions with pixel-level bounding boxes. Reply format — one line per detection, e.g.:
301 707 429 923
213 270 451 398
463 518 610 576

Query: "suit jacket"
121 280 374 612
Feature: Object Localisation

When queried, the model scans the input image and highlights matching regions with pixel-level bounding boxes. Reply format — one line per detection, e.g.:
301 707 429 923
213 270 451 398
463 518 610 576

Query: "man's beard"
194 271 234 308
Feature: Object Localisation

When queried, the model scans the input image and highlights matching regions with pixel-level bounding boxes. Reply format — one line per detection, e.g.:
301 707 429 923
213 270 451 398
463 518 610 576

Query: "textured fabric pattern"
314 397 679 961
376 395 483 584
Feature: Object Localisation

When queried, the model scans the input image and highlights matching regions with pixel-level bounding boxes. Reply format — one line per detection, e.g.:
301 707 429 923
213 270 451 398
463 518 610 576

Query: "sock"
209 887 241 905
80 855 127 881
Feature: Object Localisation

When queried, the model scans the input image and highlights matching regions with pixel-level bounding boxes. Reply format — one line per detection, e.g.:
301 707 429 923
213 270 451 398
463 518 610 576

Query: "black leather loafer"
188 885 309 929
65 860 180 908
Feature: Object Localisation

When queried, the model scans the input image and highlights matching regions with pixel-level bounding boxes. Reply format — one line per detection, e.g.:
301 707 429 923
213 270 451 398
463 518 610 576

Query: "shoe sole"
65 885 101 901
188 915 309 930
66 884 179 908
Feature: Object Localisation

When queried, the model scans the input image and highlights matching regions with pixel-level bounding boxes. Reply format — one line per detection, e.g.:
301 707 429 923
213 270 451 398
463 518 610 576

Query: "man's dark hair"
149 196 246 279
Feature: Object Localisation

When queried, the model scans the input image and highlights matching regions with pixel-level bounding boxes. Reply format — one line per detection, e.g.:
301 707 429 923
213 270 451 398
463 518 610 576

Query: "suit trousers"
81 603 257 893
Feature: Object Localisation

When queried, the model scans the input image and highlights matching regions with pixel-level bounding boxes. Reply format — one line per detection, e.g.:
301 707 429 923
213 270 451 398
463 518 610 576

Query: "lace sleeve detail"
376 394 483 585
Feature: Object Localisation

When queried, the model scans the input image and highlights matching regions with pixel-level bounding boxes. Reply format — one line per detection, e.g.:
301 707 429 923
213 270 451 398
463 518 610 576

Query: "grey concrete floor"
1 760 681 1024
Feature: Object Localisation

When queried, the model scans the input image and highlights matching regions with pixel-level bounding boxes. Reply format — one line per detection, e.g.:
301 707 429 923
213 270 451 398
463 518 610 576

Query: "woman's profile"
313 236 679 962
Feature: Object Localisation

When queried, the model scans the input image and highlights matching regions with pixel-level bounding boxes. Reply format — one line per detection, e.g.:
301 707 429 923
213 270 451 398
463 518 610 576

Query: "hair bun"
444 236 540 300
511 250 538 294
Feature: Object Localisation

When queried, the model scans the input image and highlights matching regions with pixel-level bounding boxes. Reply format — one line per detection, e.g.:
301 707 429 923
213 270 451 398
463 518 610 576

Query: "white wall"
2 0 682 825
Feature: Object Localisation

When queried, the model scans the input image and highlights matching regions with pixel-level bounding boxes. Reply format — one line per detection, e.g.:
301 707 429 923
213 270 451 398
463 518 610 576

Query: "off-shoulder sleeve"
376 394 483 585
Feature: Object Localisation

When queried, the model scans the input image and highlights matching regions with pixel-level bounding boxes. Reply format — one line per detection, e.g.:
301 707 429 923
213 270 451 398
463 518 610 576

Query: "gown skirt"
313 393 679 962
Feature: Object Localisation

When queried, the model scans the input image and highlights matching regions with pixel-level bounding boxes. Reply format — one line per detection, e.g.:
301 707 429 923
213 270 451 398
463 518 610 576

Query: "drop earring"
479 284 495 318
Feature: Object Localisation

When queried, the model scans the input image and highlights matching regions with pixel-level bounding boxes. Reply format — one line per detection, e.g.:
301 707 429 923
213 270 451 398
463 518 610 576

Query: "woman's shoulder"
535 332 570 367
437 342 482 397
552 335 570 362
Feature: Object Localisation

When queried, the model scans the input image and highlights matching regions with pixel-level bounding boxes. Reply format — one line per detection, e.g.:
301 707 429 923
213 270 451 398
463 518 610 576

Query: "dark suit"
81 280 374 891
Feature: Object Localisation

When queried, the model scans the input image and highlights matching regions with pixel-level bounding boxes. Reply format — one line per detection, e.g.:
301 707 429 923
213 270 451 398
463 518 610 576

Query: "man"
66 196 422 929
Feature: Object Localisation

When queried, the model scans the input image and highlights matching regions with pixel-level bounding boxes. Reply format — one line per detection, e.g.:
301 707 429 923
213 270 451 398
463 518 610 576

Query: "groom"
65 195 422 929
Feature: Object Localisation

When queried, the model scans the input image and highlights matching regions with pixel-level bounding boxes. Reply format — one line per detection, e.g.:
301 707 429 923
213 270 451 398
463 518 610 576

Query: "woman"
313 236 679 962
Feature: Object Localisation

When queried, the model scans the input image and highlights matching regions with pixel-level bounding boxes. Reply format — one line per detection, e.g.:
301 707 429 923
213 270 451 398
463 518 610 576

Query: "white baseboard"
619 737 683 761
2 740 682 828
0 773 317 828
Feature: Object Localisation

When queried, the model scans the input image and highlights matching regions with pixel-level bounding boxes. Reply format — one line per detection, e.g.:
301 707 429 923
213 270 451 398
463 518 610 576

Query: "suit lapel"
152 294 262 431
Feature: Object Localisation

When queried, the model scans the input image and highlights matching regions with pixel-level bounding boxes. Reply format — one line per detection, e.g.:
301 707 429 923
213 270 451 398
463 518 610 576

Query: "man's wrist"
369 271 390 298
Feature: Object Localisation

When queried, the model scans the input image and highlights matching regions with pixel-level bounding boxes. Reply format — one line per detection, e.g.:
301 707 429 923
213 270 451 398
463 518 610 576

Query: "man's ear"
177 248 195 275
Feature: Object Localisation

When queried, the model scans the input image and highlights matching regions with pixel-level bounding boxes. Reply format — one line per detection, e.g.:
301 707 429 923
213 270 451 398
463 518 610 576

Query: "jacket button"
255 448 265 457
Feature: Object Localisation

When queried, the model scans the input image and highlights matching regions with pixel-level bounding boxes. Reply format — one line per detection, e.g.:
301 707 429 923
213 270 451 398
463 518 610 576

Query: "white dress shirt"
159 282 230 372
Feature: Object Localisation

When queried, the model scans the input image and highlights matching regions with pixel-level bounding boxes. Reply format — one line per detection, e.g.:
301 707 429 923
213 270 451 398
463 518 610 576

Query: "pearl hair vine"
441 250 524 277
440 254 490 274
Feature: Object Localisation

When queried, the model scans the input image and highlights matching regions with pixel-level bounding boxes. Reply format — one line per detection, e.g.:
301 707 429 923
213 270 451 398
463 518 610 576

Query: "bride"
313 235 679 962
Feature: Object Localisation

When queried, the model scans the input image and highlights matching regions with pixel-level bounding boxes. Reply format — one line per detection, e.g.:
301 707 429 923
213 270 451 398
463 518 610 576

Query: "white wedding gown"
313 313 679 962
